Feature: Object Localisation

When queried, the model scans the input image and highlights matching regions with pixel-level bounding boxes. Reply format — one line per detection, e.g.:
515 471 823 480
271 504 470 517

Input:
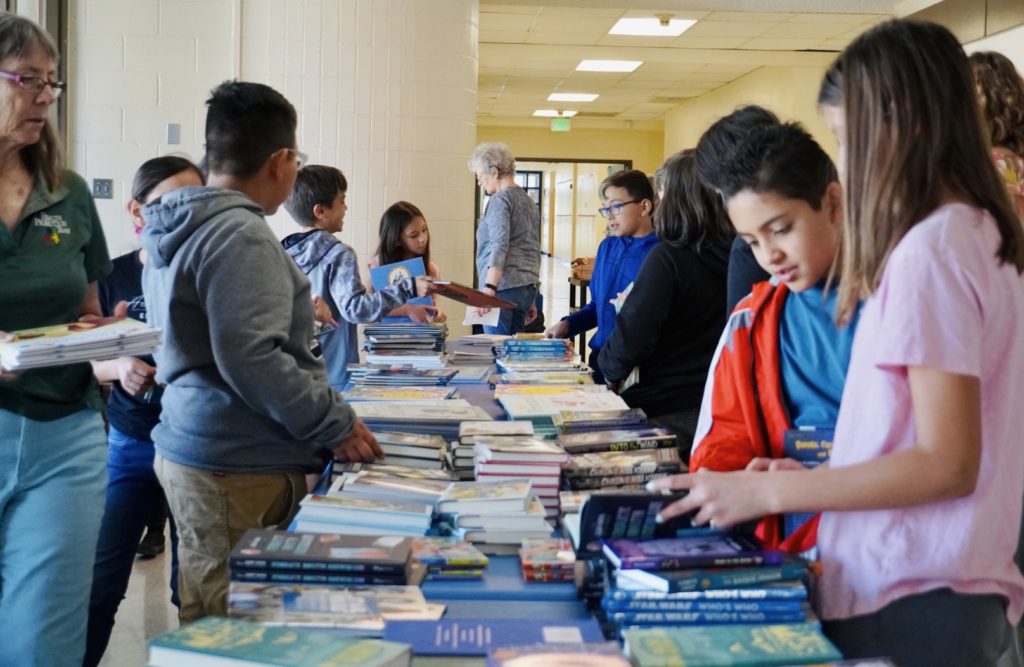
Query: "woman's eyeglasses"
0 70 66 98
598 199 640 219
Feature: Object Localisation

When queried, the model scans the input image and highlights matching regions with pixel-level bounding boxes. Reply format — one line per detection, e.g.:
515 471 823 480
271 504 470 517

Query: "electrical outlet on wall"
92 179 113 199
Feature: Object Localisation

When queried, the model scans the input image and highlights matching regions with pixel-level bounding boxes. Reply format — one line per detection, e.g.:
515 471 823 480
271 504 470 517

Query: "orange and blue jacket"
688 279 818 553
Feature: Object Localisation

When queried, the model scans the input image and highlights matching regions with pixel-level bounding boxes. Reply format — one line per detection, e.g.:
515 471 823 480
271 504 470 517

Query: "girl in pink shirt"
653 19 1024 666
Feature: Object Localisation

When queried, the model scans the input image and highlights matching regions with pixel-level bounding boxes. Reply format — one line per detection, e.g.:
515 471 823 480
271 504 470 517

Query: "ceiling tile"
634 61 704 74
479 30 529 43
480 12 537 31
759 22 854 39
480 4 540 15
529 14 618 33
705 11 795 22
789 12 884 23
671 35 749 49
523 31 600 45
683 20 778 38
740 37 831 50
595 35 678 48
539 6 625 17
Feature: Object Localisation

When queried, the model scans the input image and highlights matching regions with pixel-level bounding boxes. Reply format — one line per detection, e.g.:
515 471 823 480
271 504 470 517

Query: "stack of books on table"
364 349 446 369
601 531 819 637
557 427 677 456
519 537 576 582
342 385 456 401
448 365 492 384
563 448 681 491
457 333 510 348
331 461 455 485
372 431 448 470
497 387 631 438
473 436 569 519
364 322 447 351
227 581 443 635
0 317 161 370
352 399 492 441
228 529 417 586
148 616 414 667
351 366 458 386
447 347 497 366
496 358 589 374
496 369 594 384
327 468 452 505
498 336 573 363
291 493 433 536
552 408 650 434
448 421 535 481
437 479 552 554
410 537 490 581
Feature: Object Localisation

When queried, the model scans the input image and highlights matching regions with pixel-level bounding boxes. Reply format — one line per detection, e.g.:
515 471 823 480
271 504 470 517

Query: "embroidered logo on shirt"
34 213 71 244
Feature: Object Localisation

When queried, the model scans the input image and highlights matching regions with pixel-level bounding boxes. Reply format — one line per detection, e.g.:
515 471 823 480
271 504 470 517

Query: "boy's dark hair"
284 165 348 227
131 155 204 203
600 168 654 204
713 121 838 211
204 81 297 179
654 150 734 250
376 201 430 268
695 105 779 193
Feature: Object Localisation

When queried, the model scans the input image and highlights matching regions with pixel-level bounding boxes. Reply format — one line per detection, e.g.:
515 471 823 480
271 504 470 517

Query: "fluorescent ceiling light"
576 59 643 73
609 17 696 37
533 109 577 117
548 92 598 102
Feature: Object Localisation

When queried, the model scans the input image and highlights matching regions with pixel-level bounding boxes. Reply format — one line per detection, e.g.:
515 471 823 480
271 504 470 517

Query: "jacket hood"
693 236 732 279
281 229 338 273
140 187 264 268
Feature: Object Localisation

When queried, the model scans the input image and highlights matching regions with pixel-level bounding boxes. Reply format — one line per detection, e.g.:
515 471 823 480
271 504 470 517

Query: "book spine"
229 569 405 585
610 609 810 625
603 599 807 613
566 471 672 489
563 440 668 454
621 554 768 571
228 557 404 575
606 585 808 602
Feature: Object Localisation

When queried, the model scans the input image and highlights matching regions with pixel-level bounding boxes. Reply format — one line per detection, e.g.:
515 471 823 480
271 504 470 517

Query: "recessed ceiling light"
533 109 577 117
548 93 599 102
609 17 696 37
576 59 643 73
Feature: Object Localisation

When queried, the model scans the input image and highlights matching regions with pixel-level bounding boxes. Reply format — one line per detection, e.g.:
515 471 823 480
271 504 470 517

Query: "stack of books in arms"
351 399 492 441
519 537 576 582
0 317 161 370
436 479 552 554
227 529 417 586
410 537 490 580
148 616 413 667
341 386 456 401
449 421 535 480
291 493 433 536
496 388 630 437
350 366 459 386
473 435 569 519
227 580 443 635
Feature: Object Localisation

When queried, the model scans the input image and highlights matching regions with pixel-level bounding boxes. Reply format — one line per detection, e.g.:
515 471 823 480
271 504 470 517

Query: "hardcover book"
148 616 412 667
228 530 411 575
615 560 809 594
622 623 842 667
602 534 780 571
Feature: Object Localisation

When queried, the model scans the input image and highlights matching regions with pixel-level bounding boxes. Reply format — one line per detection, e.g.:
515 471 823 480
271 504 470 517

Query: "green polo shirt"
0 169 112 421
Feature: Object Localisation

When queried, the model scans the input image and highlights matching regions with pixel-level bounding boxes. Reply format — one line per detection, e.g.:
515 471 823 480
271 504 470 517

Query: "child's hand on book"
406 305 437 323
745 457 810 472
648 469 777 529
332 419 384 463
545 320 569 339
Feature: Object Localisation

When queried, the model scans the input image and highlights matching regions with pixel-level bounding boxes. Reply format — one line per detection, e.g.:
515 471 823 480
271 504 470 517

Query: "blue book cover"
782 428 832 536
370 258 431 323
605 581 807 602
615 560 809 593
602 534 780 571
610 607 811 625
603 598 808 614
383 618 605 656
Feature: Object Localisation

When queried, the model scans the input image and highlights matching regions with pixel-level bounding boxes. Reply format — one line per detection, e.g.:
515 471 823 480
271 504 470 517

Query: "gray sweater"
140 186 356 474
475 185 541 291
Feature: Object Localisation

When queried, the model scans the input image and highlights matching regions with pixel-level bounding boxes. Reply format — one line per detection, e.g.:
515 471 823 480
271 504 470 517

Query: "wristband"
484 283 498 291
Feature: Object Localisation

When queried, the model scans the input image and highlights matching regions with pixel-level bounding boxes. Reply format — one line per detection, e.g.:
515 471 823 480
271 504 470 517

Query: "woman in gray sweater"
468 142 541 334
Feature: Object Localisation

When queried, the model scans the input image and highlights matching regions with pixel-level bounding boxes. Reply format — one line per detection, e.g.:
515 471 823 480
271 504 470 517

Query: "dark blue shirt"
778 283 860 428
98 250 161 441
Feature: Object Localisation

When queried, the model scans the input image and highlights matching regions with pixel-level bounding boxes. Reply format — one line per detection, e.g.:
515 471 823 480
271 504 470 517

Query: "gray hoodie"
281 229 414 390
140 186 355 474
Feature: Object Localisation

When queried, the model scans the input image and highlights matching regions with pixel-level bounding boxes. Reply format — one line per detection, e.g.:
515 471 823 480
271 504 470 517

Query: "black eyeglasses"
0 70 66 98
598 199 641 219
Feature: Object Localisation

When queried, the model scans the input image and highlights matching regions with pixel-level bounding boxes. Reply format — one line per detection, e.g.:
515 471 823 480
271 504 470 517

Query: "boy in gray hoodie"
282 166 432 389
141 81 382 623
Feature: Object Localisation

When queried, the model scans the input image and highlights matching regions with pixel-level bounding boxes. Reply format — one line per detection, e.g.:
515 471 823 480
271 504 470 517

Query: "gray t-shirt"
475 185 541 291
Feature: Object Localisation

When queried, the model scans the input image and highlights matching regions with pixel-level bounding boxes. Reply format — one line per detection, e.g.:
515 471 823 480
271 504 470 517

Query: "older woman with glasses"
0 13 113 666
468 142 541 335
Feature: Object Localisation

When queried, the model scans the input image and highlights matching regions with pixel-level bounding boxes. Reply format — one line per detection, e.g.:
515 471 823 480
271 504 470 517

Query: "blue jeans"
483 284 538 336
0 408 107 667
84 426 179 667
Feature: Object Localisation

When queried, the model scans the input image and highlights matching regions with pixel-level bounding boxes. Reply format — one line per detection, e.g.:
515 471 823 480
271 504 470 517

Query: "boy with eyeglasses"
140 81 382 623
545 169 658 383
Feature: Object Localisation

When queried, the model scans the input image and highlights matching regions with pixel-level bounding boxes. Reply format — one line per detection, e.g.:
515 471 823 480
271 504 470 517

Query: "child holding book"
545 169 658 384
282 166 432 389
654 20 1024 666
368 200 446 323
685 110 855 553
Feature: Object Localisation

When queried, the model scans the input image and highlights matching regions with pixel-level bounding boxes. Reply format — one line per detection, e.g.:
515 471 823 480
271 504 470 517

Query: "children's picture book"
428 280 516 308
602 534 780 571
382 618 605 657
0 316 161 370
228 530 412 575
369 257 433 323
621 623 842 667
147 616 412 667
488 642 629 667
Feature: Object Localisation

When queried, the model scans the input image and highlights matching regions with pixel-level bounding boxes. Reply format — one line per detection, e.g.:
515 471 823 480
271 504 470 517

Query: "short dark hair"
204 81 297 179
709 120 838 211
284 165 347 226
376 201 430 268
695 105 780 193
600 168 654 204
654 150 734 250
131 155 203 203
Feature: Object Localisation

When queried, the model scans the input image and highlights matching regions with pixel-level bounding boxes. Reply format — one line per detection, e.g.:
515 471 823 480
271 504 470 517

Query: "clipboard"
427 280 516 309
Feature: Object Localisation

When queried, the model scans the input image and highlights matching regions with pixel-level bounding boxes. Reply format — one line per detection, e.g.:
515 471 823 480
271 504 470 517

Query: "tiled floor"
98 253 587 665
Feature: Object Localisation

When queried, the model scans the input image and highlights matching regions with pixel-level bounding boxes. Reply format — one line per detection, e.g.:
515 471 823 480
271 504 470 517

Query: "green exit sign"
550 117 571 132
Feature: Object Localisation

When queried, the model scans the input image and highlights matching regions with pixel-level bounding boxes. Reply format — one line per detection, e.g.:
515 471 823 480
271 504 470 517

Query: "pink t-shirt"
817 203 1024 623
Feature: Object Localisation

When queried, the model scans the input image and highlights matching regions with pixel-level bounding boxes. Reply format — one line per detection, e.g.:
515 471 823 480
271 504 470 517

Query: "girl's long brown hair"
835 19 1024 324
970 51 1024 156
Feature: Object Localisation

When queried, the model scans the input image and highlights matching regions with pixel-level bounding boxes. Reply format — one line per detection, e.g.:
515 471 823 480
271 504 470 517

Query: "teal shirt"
0 169 112 420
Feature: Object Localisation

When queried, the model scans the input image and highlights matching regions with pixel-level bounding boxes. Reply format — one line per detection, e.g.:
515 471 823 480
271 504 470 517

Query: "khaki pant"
154 456 306 624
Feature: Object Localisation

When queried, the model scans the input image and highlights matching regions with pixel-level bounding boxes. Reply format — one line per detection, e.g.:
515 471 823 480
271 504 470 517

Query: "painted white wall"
965 24 1024 70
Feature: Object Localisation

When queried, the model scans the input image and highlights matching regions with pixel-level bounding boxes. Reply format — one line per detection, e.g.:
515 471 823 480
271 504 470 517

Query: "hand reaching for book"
405 304 437 324
332 419 383 462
